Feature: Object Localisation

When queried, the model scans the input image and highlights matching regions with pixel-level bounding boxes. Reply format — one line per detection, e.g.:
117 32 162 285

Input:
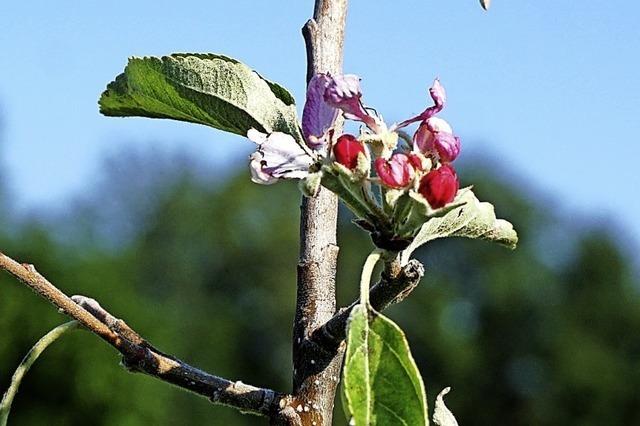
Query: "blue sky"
0 1 639 246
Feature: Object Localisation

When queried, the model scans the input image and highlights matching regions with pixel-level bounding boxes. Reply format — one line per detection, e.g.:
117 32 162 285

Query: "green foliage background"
1 145 639 425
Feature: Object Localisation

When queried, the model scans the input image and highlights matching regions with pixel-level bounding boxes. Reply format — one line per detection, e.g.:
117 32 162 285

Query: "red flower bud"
375 153 415 189
333 134 366 169
418 164 459 208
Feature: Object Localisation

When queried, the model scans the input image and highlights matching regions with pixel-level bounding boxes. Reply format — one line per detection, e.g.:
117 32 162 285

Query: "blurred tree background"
1 134 639 425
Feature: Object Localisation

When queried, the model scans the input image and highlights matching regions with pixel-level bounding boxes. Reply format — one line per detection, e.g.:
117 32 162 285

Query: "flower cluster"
248 74 463 250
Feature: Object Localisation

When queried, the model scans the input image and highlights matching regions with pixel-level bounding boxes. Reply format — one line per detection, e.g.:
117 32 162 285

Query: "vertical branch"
290 1 348 425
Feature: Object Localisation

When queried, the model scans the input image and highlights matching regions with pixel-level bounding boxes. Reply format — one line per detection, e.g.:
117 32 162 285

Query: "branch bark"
291 1 348 425
0 252 283 419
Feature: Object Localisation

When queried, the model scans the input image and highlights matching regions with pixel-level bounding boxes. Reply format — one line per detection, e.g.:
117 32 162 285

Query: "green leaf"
1 321 79 426
343 304 428 425
99 53 302 141
433 388 459 426
400 188 518 264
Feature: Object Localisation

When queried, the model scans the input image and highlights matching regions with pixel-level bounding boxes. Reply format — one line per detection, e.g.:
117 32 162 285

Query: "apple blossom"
413 117 461 163
418 164 459 208
375 153 416 189
248 129 314 185
333 134 366 170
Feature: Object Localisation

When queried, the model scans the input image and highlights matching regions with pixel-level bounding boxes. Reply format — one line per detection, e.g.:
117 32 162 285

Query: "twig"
312 258 425 351
0 321 79 426
0 251 283 418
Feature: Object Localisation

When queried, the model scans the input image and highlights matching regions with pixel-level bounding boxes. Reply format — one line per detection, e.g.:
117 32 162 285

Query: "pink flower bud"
418 164 459 208
375 153 415 189
334 134 366 169
413 117 460 163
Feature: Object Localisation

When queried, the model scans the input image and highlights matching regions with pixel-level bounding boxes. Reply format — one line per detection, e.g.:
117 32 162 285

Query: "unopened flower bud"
334 134 366 169
413 118 460 163
375 153 415 189
418 164 459 208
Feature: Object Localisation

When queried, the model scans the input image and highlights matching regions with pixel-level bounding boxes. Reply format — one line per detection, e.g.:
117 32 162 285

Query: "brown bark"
0 253 283 418
289 1 349 425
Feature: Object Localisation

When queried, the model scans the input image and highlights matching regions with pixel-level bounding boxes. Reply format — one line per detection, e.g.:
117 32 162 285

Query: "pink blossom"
413 117 461 163
375 153 416 189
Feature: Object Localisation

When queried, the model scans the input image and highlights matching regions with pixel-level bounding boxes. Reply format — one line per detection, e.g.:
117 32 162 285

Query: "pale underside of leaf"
99 53 302 142
401 188 518 264
343 304 428 425
433 387 459 426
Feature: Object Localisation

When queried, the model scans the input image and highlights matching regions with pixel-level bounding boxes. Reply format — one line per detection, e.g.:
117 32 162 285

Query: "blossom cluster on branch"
248 74 464 250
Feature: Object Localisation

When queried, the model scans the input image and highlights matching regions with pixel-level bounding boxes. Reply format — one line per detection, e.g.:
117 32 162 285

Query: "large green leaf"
401 188 518 264
343 304 429 425
99 53 302 141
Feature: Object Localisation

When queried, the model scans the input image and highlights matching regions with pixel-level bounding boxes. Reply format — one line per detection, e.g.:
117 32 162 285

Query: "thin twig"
0 321 79 426
0 251 284 418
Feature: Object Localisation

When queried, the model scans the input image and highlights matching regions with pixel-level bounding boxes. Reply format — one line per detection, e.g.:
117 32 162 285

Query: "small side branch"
0 251 283 418
312 258 425 351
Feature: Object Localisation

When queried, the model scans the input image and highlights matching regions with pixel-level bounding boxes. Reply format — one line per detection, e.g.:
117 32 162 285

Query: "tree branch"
291 1 348 425
0 251 284 418
312 259 425 351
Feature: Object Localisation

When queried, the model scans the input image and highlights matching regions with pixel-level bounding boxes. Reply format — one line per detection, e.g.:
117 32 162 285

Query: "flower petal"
248 129 313 184
394 78 448 130
429 79 446 111
323 74 381 132
425 116 453 134
302 74 339 150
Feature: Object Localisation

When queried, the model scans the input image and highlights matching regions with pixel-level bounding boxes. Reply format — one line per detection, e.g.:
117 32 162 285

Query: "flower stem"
0 321 79 426
359 250 383 305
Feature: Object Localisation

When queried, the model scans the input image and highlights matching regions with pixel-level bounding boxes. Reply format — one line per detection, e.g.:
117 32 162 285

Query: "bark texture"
0 253 283 418
290 1 348 425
